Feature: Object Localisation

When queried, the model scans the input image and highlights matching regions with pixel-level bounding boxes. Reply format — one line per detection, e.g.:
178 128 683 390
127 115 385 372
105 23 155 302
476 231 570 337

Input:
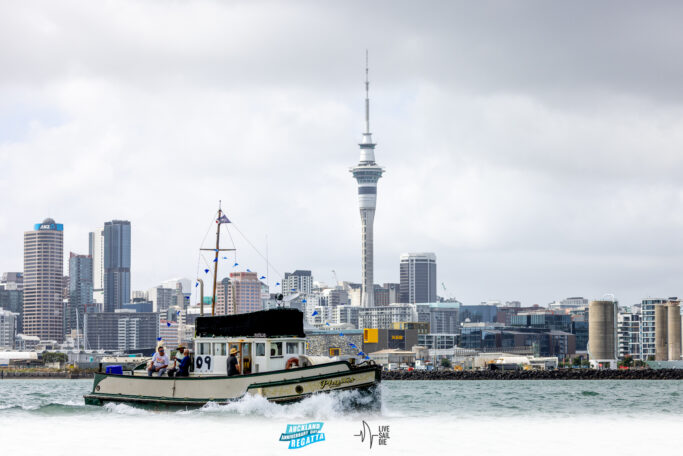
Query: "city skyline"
4 2 683 306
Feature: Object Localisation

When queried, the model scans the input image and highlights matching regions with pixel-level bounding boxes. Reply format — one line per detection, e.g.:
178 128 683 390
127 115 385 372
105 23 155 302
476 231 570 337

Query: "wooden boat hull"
84 361 381 407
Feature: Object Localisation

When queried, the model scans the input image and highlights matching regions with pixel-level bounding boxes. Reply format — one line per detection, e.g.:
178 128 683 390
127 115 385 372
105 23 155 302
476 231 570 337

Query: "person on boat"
147 346 169 377
227 347 240 376
167 345 185 377
175 348 191 377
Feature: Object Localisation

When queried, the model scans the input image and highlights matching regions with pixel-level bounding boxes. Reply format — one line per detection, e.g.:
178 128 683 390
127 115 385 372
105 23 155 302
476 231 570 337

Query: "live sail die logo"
354 421 390 449
279 422 326 449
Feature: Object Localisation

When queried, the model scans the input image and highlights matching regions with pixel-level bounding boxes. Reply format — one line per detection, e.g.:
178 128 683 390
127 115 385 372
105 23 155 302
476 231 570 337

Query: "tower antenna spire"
365 49 370 134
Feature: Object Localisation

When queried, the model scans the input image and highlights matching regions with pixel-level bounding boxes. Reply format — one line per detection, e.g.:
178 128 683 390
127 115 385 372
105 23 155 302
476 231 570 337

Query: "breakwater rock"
0 371 94 379
382 369 683 380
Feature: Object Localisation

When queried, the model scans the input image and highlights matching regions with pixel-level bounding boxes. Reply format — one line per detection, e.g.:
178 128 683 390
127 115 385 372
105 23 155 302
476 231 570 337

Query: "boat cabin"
190 308 308 376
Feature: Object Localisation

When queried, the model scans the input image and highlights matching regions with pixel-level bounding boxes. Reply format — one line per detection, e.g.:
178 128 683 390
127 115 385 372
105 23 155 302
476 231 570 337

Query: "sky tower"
351 52 384 308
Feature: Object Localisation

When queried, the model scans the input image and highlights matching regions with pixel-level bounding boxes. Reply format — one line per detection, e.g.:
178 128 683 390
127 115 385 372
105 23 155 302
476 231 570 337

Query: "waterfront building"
459 304 498 324
14 333 39 351
509 311 572 333
282 270 313 296
549 297 589 311
617 308 641 359
84 311 158 350
640 298 666 360
399 253 437 304
418 333 458 350
416 302 461 334
332 305 360 328
88 228 105 306
350 57 384 308
358 304 417 330
588 300 618 368
103 220 131 312
66 253 93 338
23 218 64 342
0 308 19 349
0 287 23 333
362 328 419 353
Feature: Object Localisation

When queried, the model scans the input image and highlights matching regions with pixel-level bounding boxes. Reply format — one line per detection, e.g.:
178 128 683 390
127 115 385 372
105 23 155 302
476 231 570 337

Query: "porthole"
295 385 303 394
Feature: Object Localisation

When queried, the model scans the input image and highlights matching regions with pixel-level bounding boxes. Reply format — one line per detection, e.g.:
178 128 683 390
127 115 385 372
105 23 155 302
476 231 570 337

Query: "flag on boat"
217 214 231 224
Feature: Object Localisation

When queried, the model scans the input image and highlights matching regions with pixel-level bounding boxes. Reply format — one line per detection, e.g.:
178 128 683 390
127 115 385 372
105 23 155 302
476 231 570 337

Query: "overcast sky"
2 1 683 306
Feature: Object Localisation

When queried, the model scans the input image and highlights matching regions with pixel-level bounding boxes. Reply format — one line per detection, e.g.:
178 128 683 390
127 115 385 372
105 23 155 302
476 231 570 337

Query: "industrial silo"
667 301 682 361
588 300 618 365
654 304 669 361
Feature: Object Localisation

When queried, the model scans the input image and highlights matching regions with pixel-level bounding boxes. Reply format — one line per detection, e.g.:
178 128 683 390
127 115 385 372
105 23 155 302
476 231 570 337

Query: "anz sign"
34 223 64 231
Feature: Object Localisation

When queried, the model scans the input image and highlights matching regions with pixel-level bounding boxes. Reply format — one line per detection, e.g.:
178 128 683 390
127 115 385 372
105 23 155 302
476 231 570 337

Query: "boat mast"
211 204 223 316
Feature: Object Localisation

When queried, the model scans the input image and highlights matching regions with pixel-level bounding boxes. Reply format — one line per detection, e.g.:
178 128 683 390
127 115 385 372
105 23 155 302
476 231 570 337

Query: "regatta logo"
320 377 355 389
279 422 325 449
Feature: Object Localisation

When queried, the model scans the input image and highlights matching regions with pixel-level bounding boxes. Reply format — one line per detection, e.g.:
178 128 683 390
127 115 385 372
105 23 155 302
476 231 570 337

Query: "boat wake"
188 385 384 419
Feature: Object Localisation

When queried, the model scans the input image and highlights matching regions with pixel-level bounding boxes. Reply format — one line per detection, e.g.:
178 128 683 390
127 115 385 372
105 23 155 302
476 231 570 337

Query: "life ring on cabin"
285 357 300 369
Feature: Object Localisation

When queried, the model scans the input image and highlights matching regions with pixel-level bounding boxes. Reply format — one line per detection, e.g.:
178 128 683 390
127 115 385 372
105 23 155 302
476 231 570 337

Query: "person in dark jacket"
227 347 240 376
176 348 191 377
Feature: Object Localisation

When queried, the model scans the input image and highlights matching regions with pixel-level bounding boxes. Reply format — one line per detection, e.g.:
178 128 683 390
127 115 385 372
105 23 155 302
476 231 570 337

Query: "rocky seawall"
0 371 94 379
382 369 683 380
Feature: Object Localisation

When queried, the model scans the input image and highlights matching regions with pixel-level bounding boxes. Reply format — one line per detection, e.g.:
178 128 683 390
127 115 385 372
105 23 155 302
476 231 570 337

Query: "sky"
2 1 683 306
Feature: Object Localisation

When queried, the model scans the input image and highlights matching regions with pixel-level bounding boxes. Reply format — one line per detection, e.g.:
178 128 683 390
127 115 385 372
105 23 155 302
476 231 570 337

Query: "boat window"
198 343 211 355
300 342 305 354
270 342 283 358
214 343 226 356
255 343 265 356
286 342 298 354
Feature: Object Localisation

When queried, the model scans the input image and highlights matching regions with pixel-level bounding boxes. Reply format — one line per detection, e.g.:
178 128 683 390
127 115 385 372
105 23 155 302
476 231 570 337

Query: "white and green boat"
84 308 381 407
84 206 380 408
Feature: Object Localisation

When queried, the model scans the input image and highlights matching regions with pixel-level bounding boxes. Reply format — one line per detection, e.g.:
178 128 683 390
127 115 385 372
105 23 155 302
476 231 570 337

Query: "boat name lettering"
320 377 355 389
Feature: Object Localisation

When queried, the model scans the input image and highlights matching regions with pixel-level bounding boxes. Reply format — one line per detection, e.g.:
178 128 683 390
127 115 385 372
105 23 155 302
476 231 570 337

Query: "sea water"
0 379 681 455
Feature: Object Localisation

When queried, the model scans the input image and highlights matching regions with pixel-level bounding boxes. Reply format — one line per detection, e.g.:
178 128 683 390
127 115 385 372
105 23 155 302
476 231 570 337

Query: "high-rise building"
215 277 233 315
103 220 131 312
350 55 384 308
399 253 437 304
282 270 313 296
66 253 93 338
617 309 640 359
639 298 665 360
0 287 23 333
88 228 104 306
23 218 64 342
230 272 262 314
0 308 19 349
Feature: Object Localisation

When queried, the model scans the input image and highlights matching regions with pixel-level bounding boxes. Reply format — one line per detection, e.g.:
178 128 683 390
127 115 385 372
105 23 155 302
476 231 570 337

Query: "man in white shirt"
147 346 169 377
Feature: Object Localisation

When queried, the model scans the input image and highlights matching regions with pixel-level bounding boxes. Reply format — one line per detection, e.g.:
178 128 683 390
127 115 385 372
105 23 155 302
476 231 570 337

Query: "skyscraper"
67 253 93 337
88 228 104 307
103 220 131 312
23 218 64 342
230 272 262 314
350 54 384 308
399 253 437 304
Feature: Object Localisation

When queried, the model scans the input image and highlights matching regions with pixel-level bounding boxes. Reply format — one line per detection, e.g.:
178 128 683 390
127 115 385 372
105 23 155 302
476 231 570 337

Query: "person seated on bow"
147 346 169 377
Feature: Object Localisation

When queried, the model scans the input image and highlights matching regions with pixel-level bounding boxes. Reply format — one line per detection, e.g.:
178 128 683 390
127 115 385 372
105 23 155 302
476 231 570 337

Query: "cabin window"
300 342 305 354
214 343 226 356
329 347 341 357
270 342 283 358
198 343 211 355
255 343 265 356
286 342 298 354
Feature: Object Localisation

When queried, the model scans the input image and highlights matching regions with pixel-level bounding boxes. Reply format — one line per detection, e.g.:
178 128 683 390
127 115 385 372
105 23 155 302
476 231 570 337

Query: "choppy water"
1 379 681 455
